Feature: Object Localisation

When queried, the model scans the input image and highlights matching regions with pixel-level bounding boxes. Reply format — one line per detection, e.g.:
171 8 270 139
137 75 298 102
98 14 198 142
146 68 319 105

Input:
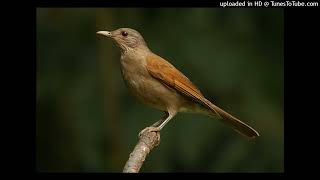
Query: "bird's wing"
146 54 259 138
146 54 219 115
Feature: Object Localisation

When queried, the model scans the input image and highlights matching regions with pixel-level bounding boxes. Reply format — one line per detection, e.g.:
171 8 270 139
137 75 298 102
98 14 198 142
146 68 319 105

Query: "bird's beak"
96 31 112 38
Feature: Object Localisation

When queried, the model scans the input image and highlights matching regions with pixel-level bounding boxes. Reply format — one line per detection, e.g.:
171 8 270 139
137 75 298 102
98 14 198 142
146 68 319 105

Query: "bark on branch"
123 127 161 173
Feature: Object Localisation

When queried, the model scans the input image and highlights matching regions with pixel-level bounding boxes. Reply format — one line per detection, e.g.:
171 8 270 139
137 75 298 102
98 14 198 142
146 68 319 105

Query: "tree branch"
123 127 161 173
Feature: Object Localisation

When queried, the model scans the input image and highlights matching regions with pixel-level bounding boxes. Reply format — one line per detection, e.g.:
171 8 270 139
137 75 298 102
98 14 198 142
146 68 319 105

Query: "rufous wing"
146 54 259 138
146 54 217 113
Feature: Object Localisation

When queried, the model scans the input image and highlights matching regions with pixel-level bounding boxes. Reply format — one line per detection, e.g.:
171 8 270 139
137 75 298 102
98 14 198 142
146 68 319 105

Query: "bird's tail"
203 99 259 139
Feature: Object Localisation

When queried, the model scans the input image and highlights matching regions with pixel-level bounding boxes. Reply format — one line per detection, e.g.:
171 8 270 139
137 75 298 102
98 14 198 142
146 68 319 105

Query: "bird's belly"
124 74 179 111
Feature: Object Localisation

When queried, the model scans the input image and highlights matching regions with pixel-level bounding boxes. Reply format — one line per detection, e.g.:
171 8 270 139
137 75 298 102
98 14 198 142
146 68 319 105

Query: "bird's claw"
138 126 160 138
138 126 161 146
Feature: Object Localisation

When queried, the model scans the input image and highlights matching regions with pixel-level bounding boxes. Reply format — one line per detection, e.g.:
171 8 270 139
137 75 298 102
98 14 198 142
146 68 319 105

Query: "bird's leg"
156 111 176 131
151 112 169 127
139 111 176 137
139 112 169 137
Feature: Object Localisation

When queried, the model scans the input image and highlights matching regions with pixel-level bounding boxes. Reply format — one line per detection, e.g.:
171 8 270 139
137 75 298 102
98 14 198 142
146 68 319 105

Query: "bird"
96 28 259 139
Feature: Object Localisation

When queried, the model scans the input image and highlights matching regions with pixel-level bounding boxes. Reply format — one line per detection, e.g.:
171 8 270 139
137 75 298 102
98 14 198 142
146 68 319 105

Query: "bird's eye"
121 31 128 37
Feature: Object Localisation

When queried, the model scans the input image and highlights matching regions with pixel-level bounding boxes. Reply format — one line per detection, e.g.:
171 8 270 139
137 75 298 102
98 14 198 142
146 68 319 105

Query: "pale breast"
120 54 182 111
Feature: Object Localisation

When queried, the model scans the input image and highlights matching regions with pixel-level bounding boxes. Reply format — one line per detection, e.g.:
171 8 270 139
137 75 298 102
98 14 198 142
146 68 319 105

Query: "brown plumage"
97 28 259 138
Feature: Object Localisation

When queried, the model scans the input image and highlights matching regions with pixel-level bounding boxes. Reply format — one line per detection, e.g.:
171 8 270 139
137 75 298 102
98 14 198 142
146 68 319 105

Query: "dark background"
36 8 283 172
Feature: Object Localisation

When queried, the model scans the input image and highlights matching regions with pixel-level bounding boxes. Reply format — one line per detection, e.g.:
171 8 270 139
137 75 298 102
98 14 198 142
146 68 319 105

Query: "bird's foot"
138 126 161 146
138 126 161 137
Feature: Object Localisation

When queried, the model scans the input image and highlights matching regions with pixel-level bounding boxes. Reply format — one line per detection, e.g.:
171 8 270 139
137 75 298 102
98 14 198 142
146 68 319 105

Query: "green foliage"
37 8 283 172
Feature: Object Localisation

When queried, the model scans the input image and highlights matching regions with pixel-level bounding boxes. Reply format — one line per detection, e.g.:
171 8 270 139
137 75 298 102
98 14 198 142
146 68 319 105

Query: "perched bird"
97 28 259 138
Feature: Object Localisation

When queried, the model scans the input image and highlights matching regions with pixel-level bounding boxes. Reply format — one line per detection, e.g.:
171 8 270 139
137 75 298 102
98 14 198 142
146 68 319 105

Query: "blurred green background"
36 8 283 172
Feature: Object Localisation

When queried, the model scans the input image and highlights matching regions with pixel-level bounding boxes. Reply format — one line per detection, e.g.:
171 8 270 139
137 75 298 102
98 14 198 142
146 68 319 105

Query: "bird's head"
97 28 149 53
